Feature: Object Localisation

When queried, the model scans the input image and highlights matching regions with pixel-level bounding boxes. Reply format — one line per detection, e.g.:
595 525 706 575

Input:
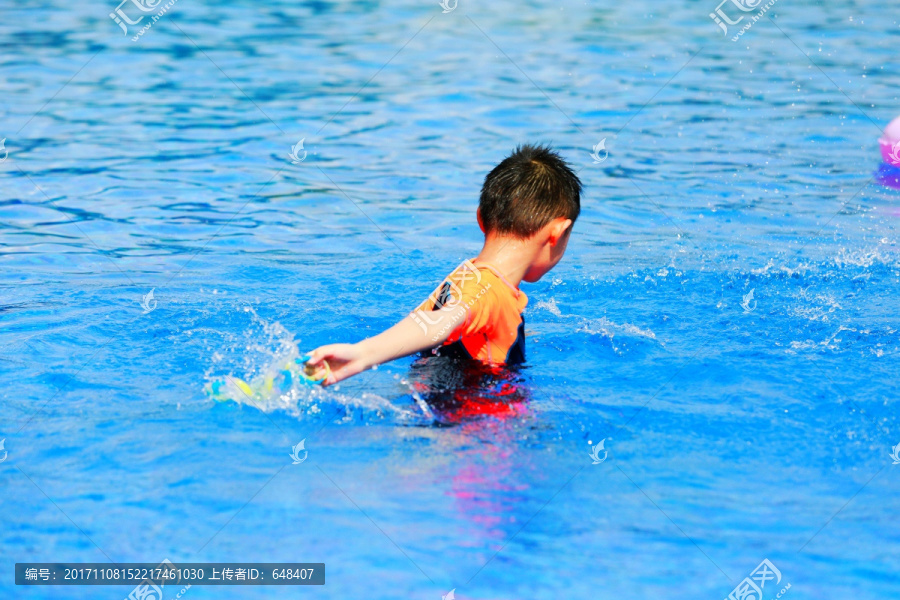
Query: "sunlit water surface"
1 0 899 598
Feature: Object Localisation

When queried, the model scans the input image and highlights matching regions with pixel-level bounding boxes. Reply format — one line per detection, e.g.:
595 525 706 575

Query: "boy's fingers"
323 362 357 387
308 344 348 365
322 367 341 387
306 347 331 365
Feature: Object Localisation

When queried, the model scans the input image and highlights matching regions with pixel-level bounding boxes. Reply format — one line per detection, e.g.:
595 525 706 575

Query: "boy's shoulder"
439 260 527 313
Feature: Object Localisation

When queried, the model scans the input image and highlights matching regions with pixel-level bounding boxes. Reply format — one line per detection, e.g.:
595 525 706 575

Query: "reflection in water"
448 435 527 540
406 356 535 548
405 355 536 551
409 354 531 425
3 0 900 595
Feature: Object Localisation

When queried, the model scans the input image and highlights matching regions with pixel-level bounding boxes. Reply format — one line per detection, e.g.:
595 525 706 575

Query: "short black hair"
479 144 582 238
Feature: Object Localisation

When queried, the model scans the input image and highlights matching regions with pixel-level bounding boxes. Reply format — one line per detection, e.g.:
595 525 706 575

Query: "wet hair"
479 143 582 238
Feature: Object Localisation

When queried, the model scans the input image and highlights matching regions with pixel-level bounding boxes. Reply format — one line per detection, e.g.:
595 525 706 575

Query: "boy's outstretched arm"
306 305 460 386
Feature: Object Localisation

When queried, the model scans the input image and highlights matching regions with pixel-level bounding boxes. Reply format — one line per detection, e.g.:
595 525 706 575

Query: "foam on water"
3 0 900 595
533 295 659 355
576 317 658 342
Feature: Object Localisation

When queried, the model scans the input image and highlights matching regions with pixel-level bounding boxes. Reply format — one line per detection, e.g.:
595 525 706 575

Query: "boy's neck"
474 233 537 288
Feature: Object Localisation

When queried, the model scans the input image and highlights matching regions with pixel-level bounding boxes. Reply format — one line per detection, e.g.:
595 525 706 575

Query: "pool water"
2 0 899 598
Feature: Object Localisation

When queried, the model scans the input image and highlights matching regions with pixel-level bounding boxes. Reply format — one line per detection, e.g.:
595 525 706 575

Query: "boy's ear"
548 218 572 245
476 207 485 234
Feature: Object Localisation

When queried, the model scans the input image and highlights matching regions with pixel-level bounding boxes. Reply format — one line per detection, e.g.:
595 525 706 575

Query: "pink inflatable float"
879 115 900 167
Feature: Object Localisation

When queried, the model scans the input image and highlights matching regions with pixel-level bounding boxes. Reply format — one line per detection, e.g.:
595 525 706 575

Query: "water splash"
577 316 657 342
203 308 415 422
534 297 562 316
533 294 659 355
788 325 860 354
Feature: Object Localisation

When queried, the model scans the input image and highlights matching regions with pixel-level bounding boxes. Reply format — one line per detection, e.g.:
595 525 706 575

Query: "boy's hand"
306 343 371 387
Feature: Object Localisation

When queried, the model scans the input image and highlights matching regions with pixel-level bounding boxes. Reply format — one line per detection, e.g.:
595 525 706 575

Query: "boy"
307 143 582 386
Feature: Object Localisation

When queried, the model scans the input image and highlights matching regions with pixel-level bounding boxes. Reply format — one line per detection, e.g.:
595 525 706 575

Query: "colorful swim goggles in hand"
296 354 332 385
206 355 331 402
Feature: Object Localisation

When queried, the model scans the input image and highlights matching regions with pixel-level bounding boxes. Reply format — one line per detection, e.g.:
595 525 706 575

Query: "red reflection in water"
409 357 531 425
408 357 535 548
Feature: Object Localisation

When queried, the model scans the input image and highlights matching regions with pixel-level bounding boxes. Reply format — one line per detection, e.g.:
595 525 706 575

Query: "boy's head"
478 144 582 282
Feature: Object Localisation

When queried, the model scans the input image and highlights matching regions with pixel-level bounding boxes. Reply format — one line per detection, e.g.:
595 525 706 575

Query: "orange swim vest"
414 260 527 365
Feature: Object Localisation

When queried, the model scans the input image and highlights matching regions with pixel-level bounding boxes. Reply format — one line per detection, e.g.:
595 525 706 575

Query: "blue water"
2 0 900 598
